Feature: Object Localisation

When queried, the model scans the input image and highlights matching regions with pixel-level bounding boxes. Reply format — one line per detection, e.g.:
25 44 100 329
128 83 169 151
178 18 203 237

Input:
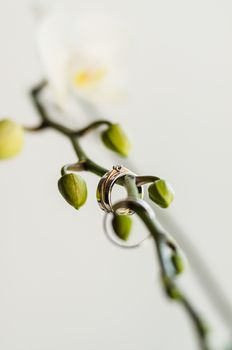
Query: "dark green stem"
73 120 112 137
70 136 88 161
85 159 108 177
24 121 48 132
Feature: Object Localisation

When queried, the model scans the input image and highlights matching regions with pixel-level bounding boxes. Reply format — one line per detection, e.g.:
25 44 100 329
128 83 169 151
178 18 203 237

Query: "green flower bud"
166 285 182 300
58 173 87 210
0 119 24 159
171 253 184 275
101 123 131 157
163 277 182 300
112 214 132 241
148 179 174 208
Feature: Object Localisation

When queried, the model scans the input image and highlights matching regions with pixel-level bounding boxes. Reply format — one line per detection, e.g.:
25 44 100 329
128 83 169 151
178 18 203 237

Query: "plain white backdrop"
0 0 232 349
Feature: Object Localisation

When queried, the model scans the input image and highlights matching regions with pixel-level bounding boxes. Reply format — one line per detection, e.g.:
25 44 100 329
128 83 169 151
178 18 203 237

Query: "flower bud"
112 214 132 241
0 119 24 159
101 123 131 157
148 179 174 208
166 284 182 300
171 253 184 275
163 277 182 300
58 173 87 210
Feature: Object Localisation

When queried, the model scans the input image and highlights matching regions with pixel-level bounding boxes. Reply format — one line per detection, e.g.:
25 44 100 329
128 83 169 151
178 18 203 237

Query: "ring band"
103 198 153 249
97 165 144 214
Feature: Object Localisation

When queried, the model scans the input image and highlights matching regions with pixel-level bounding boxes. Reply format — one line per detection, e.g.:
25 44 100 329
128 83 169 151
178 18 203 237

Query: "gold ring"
96 165 144 214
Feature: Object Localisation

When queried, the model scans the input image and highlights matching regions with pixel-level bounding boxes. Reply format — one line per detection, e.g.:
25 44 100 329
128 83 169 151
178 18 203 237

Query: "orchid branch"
25 80 211 349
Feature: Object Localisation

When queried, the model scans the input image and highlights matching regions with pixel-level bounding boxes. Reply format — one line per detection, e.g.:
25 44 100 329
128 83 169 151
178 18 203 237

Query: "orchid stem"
29 80 211 350
73 120 112 137
123 176 209 350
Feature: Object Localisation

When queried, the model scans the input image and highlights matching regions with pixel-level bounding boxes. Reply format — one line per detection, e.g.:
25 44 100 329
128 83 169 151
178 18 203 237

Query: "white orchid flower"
37 10 127 109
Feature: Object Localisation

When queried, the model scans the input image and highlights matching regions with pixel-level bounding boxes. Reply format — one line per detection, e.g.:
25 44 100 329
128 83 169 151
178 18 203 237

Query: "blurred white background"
0 0 232 349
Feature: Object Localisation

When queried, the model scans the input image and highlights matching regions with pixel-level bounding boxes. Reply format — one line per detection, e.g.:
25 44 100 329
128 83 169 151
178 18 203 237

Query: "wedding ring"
97 165 144 214
103 198 154 248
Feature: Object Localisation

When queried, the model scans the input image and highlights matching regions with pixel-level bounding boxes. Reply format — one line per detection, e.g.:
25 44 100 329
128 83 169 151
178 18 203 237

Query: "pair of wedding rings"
97 165 155 248
96 165 144 215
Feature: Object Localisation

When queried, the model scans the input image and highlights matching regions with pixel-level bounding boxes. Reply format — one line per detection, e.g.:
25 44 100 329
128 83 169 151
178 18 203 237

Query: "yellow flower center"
74 68 107 88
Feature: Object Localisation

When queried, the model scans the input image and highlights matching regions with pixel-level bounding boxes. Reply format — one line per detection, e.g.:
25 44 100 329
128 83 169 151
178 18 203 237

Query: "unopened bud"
163 277 182 300
171 253 184 275
112 214 132 241
148 179 174 208
101 123 131 157
0 119 24 159
58 173 87 210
